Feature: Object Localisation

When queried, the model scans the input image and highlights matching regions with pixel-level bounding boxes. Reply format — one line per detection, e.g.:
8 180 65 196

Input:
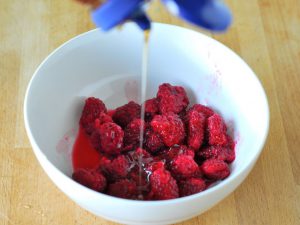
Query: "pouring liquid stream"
137 30 150 197
139 30 150 144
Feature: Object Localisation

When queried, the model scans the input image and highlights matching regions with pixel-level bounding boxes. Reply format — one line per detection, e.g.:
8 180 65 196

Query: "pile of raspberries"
72 83 235 200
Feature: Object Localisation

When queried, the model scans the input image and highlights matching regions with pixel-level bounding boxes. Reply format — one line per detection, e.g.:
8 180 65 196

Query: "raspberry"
127 153 152 196
170 155 200 180
143 128 165 153
123 119 146 150
144 98 159 121
225 148 235 163
125 148 153 189
148 168 179 200
135 147 152 159
163 145 195 162
99 155 129 180
94 113 113 129
198 146 235 163
97 156 111 170
80 97 107 134
121 145 135 153
107 179 138 199
179 178 206 197
157 83 189 114
107 109 116 117
207 114 228 146
146 161 165 172
128 169 150 197
178 109 187 121
126 147 153 166
190 104 214 118
98 113 113 123
112 101 141 128
201 159 230 180
90 122 124 155
186 109 206 150
151 113 185 147
72 168 107 192
226 134 235 151
90 130 101 152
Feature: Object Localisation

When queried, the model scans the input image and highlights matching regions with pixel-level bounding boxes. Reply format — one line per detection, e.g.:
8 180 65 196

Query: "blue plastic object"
91 0 231 32
91 0 151 31
162 0 232 31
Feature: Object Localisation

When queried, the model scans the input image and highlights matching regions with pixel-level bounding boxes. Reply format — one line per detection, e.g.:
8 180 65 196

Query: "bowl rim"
24 22 270 205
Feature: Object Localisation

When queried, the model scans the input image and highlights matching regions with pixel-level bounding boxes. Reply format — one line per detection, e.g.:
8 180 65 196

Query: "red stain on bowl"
56 128 76 157
204 50 224 96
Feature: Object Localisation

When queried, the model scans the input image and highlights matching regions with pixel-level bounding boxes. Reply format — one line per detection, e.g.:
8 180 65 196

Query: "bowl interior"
25 23 269 186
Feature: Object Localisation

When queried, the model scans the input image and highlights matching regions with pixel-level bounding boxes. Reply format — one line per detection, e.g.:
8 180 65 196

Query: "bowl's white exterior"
24 23 269 225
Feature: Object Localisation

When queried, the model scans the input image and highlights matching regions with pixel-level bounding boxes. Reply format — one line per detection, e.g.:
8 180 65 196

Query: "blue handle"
162 0 232 32
91 0 150 31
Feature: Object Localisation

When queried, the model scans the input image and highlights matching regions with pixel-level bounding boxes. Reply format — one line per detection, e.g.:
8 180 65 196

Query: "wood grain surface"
1 0 300 224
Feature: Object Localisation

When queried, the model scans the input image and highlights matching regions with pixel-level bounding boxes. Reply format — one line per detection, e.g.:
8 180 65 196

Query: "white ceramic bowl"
24 23 269 225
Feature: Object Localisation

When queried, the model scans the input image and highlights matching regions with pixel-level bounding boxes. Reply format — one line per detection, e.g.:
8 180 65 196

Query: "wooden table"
1 0 299 224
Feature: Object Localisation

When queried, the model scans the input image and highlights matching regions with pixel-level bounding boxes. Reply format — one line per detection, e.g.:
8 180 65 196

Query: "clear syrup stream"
138 30 150 197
